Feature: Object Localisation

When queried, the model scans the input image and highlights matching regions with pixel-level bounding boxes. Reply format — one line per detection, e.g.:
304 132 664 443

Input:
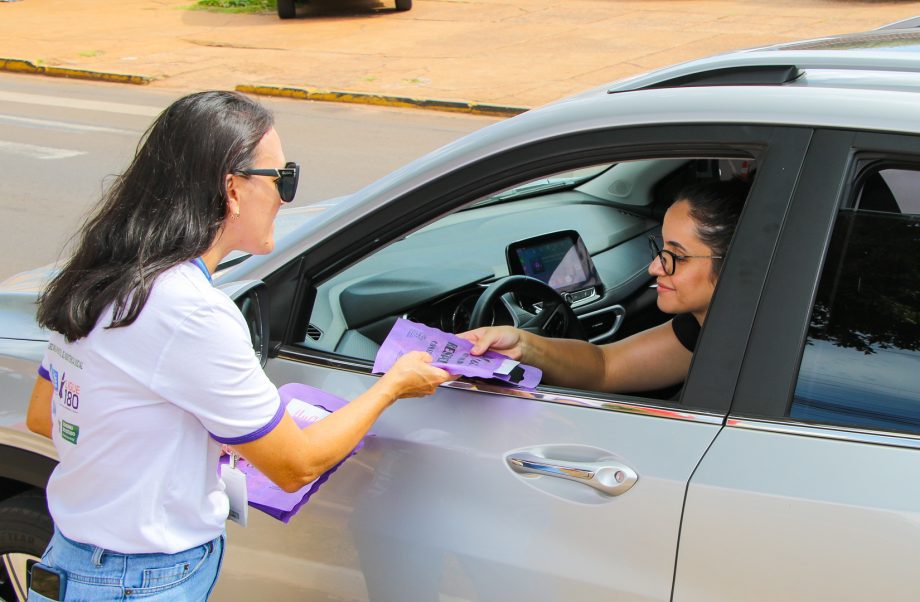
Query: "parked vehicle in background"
1 20 919 602
277 0 411 20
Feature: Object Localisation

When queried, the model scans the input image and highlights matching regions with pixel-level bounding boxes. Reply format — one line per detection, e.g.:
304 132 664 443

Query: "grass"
192 0 276 13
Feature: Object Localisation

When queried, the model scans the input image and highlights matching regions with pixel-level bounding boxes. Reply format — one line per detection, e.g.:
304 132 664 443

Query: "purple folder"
218 383 363 523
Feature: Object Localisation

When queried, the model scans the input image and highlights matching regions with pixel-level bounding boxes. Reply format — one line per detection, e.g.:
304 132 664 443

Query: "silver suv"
1 21 919 602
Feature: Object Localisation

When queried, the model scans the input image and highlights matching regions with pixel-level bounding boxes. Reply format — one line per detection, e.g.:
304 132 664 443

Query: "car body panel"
214 359 723 601
674 424 920 602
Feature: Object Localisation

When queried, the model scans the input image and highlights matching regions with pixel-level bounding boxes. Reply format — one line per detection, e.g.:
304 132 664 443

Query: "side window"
299 155 756 406
791 167 920 434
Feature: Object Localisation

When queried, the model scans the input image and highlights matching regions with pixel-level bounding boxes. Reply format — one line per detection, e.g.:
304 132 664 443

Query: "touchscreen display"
507 231 601 294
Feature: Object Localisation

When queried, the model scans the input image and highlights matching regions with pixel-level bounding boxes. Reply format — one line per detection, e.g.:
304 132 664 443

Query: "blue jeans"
28 527 225 601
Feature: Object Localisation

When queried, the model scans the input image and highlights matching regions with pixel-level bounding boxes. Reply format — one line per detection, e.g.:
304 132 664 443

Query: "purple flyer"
218 383 363 523
373 318 542 389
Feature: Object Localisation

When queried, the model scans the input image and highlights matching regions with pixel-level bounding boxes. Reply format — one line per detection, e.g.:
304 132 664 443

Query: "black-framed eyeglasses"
236 161 300 203
648 235 722 276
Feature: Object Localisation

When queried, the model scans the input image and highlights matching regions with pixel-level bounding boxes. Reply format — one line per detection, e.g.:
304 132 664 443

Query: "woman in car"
25 91 450 601
460 178 750 394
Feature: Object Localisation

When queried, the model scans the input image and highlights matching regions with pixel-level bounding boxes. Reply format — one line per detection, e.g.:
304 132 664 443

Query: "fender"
0 428 57 490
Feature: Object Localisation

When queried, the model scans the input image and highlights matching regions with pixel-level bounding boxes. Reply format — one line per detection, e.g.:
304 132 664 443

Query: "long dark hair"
678 178 751 280
37 91 274 342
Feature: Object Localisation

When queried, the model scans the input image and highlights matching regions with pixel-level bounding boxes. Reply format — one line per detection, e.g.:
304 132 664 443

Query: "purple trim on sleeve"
209 400 285 445
37 366 50 381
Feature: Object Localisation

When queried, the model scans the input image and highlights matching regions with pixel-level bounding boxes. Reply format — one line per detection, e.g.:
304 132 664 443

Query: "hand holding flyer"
373 318 542 389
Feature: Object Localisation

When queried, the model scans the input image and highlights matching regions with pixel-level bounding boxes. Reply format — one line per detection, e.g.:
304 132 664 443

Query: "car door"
672 130 920 601
213 124 812 601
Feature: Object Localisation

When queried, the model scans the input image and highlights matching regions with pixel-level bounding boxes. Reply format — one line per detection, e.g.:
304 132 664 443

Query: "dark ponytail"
37 91 274 341
677 178 751 280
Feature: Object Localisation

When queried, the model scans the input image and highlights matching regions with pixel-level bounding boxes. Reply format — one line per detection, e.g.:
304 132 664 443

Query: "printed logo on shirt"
50 365 80 412
60 420 79 445
47 342 83 370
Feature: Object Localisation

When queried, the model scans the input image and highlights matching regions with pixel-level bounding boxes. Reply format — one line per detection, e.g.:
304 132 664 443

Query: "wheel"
469 275 587 340
277 0 296 19
395 0 411 11
0 490 53 602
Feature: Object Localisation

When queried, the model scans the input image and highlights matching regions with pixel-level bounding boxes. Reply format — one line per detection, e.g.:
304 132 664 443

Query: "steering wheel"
468 275 587 340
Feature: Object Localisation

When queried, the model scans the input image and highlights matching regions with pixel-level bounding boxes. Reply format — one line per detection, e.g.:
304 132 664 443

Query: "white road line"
0 114 139 135
0 140 86 160
0 91 161 117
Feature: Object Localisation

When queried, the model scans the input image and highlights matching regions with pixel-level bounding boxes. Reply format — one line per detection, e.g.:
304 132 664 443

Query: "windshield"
469 163 614 208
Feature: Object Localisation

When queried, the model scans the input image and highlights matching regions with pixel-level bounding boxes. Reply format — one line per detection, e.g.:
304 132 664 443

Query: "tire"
0 490 53 602
277 0 296 19
395 0 411 10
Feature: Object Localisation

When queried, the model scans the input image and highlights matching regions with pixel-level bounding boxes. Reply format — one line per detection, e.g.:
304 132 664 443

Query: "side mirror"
220 280 270 368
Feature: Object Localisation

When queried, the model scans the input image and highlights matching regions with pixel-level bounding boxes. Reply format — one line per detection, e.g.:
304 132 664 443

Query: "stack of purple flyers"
372 318 542 389
217 383 364 523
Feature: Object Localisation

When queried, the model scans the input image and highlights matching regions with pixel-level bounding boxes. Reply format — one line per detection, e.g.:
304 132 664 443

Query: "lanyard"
191 257 212 283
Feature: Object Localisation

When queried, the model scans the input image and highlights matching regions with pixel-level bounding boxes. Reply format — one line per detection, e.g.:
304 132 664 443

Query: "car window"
299 155 755 405
791 167 920 434
303 160 658 357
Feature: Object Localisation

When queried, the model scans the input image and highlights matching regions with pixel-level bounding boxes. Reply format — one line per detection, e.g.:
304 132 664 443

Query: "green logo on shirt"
60 420 79 445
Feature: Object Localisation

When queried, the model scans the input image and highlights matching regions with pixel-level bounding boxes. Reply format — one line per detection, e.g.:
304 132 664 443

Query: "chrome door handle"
506 452 638 496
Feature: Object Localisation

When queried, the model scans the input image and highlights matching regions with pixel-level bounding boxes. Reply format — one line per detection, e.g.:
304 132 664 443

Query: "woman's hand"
378 351 452 400
235 352 450 493
457 326 525 359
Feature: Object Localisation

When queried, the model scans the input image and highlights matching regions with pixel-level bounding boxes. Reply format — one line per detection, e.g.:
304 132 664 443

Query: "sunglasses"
236 161 300 203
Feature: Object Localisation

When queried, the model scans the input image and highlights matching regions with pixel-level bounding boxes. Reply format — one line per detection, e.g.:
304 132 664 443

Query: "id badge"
221 454 249 527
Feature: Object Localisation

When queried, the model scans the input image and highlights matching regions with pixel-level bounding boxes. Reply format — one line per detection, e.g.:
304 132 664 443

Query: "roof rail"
608 51 920 94
641 65 801 90
877 16 920 31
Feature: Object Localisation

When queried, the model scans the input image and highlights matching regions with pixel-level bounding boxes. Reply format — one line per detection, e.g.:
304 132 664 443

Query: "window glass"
791 168 920 434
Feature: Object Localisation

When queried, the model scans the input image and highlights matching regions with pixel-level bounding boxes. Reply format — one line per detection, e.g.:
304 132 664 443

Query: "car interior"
296 155 757 393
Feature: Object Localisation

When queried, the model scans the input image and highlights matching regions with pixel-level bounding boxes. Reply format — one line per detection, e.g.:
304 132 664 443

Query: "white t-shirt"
39 262 282 554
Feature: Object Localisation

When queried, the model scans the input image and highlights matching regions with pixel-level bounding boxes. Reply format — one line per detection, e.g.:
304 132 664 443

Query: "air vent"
305 324 323 341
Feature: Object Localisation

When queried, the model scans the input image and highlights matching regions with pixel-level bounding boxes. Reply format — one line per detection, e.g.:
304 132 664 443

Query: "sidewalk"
3 0 920 111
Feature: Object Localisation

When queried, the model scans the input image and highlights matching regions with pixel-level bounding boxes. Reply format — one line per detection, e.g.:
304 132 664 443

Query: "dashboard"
303 190 660 360
406 287 506 334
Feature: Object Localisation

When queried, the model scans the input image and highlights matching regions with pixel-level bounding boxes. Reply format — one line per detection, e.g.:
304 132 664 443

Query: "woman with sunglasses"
25 91 449 601
460 178 750 395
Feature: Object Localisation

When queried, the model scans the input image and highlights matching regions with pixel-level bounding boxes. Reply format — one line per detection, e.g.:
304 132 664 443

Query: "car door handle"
506 452 638 496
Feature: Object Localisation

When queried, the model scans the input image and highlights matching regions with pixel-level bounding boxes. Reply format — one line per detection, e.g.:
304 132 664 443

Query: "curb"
0 58 153 85
236 84 529 117
0 60 527 116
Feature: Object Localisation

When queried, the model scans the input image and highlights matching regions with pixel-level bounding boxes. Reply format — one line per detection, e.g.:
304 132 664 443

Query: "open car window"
297 155 756 403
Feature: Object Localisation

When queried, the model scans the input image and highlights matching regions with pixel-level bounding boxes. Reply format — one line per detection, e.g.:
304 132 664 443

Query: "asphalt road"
0 73 499 281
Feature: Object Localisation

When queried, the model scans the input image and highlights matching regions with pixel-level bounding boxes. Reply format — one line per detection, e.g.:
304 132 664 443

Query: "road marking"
0 140 85 160
0 91 161 116
0 114 139 135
